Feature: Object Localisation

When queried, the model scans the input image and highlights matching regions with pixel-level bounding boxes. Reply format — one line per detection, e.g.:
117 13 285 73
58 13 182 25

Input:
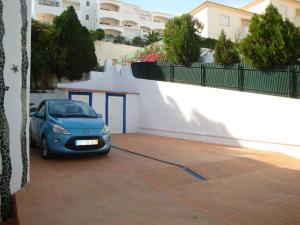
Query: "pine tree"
239 4 300 68
163 14 203 65
52 6 97 80
214 30 240 65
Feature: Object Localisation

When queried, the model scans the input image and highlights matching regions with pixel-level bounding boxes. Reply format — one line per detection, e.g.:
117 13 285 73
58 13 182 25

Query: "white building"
34 0 172 39
191 0 300 41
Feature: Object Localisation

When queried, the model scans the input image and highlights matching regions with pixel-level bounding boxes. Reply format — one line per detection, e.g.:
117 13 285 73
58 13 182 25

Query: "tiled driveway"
16 134 300 225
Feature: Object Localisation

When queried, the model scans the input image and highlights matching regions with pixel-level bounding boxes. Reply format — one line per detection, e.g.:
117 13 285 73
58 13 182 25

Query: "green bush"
52 6 97 80
163 14 203 65
89 28 105 41
239 4 300 68
201 37 217 50
214 30 240 65
113 35 126 44
131 36 144 47
143 31 162 45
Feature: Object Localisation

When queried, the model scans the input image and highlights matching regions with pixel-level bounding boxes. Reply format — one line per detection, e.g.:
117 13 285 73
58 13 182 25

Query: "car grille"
65 136 105 151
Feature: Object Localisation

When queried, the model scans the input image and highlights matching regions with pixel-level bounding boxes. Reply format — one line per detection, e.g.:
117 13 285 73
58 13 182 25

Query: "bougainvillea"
136 44 165 63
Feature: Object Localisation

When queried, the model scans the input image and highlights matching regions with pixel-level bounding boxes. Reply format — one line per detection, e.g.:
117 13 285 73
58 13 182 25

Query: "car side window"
38 104 46 117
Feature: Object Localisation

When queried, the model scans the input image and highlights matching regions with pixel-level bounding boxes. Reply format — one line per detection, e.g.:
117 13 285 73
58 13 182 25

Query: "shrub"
131 36 144 47
214 30 240 65
239 4 300 68
89 29 105 41
143 31 162 45
163 14 203 65
201 37 217 50
113 35 126 44
52 6 97 80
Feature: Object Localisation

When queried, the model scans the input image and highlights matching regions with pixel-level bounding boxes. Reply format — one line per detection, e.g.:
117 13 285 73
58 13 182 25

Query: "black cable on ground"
112 145 206 182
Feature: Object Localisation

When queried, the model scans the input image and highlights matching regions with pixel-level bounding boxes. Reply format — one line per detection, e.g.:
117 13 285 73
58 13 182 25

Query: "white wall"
126 94 139 133
92 93 106 118
0 0 31 222
30 89 67 106
57 61 140 133
58 62 300 159
206 6 253 40
3 0 31 193
243 0 271 14
135 79 300 159
193 7 209 38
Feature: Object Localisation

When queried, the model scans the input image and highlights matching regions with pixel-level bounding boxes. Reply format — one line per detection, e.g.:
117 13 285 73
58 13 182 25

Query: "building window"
86 1 90 6
220 15 230 26
86 15 89 20
278 5 287 15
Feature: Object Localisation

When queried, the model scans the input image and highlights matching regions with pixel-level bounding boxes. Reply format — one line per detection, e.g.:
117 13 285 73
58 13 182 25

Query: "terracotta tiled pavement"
16 134 300 225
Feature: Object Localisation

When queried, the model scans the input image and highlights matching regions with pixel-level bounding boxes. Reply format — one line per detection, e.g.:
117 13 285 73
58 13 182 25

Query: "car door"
32 102 46 143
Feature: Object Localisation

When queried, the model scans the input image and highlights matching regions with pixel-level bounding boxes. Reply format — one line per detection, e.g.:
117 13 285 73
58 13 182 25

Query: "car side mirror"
98 113 102 118
34 112 44 119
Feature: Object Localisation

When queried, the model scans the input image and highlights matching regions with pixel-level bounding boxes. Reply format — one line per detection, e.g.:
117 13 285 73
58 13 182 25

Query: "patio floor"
16 134 300 225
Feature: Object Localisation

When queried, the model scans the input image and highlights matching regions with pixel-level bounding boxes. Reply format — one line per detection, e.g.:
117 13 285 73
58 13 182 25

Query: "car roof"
44 99 85 104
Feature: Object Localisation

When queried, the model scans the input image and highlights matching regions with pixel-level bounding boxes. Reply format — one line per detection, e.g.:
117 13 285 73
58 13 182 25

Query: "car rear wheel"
42 137 51 159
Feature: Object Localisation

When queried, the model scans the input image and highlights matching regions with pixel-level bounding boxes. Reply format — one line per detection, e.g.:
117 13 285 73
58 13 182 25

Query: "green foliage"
282 20 300 65
239 4 300 68
163 14 203 65
201 37 217 50
89 28 105 41
31 19 55 90
113 35 126 44
52 6 97 80
132 36 145 47
143 31 162 45
214 30 240 65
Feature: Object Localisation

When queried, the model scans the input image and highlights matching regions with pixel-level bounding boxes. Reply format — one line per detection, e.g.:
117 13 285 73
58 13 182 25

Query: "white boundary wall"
58 61 300 159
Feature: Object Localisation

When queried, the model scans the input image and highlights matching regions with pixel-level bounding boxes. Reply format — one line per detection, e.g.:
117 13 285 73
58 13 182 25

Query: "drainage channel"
112 145 206 182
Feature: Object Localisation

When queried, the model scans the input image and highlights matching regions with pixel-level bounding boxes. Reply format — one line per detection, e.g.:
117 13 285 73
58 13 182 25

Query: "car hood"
52 117 104 129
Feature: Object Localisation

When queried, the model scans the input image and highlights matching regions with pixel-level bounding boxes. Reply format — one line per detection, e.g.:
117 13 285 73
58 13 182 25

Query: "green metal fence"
131 62 300 98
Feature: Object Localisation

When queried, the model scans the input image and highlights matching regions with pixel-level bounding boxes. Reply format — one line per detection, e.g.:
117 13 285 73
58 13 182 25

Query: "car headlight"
52 124 71 135
101 124 109 133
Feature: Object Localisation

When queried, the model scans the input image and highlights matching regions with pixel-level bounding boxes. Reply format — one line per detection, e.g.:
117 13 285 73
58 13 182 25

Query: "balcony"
140 26 151 34
99 9 121 21
122 20 138 28
99 17 120 27
152 14 171 24
102 28 122 37
152 21 165 30
38 0 60 7
99 2 120 12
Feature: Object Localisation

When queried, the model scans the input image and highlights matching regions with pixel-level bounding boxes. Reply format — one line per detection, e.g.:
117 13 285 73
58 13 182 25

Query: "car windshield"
48 101 98 118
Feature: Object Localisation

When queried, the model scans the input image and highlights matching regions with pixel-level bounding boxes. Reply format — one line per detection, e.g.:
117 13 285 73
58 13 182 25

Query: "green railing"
131 62 300 98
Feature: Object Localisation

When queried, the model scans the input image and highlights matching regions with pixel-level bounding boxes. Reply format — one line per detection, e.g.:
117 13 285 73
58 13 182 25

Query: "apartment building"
34 0 172 40
191 0 300 41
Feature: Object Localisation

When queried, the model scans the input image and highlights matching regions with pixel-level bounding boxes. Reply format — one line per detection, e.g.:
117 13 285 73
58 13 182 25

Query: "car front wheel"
97 147 110 156
42 137 51 159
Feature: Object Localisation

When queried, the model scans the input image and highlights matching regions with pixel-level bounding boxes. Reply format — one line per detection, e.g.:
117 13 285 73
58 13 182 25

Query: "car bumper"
46 132 111 155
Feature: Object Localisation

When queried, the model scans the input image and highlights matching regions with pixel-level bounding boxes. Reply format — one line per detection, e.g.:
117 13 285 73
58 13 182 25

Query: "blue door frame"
68 92 92 106
105 93 126 133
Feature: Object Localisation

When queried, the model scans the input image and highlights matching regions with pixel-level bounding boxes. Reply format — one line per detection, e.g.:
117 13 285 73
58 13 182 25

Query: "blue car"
30 99 111 159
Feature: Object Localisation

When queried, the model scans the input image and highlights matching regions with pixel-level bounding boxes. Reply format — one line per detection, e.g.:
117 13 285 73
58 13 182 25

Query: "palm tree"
143 31 162 45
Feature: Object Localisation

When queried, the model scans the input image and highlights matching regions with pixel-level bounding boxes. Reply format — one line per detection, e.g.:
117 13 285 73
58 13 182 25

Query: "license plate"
76 139 98 146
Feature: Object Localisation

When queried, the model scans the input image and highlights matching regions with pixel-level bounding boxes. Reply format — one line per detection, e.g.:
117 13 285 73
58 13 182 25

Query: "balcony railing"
38 0 60 7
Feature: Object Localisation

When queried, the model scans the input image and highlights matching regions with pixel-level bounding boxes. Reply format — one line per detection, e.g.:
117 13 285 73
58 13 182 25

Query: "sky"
32 0 252 15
